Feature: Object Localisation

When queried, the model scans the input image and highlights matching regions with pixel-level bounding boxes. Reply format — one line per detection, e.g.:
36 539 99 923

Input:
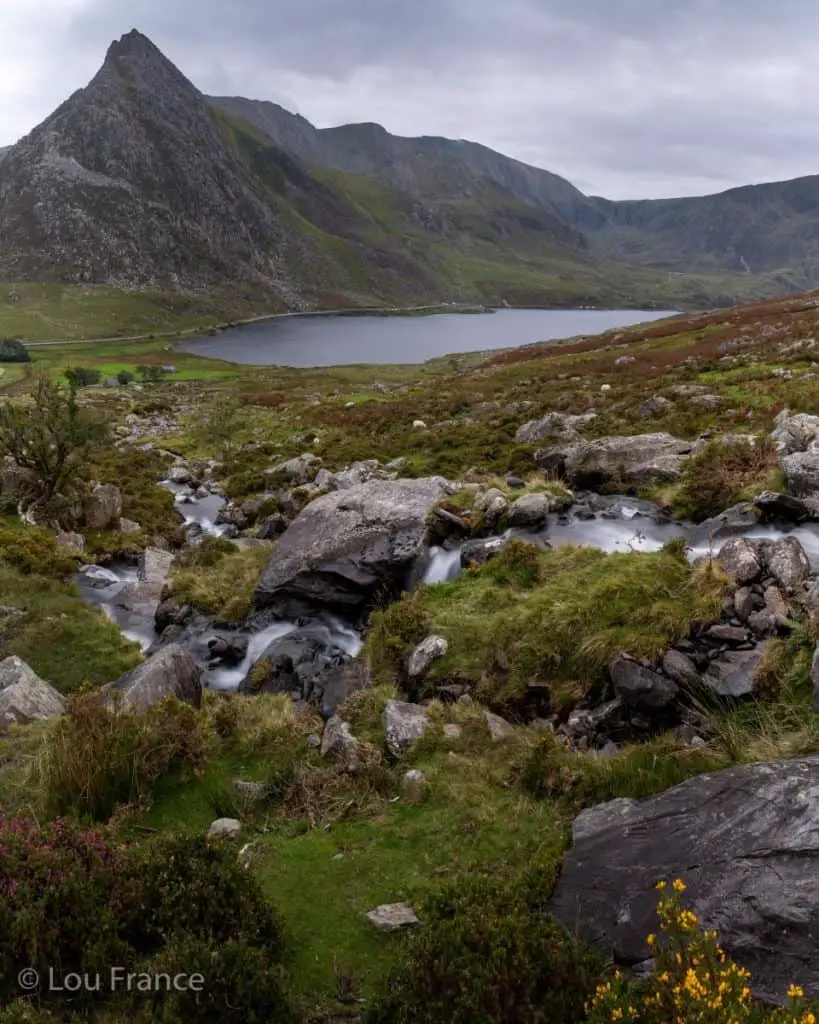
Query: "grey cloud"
4 0 819 198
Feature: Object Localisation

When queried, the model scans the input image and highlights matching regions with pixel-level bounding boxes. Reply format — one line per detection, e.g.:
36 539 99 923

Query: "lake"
179 307 679 367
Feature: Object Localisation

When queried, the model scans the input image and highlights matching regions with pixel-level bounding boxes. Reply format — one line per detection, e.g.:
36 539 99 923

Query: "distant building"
161 365 177 374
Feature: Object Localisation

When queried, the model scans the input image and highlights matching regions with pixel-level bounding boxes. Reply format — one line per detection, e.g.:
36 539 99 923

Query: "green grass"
0 566 142 693
367 541 728 710
170 543 273 621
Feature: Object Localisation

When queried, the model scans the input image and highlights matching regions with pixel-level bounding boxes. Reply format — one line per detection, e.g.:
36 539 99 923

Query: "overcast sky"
2 0 819 199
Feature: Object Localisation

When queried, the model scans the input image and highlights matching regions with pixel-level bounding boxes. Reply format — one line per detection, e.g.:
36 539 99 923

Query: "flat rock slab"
366 903 420 932
549 758 819 1004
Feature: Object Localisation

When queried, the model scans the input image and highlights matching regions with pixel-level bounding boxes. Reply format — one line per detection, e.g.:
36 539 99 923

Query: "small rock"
118 518 142 535
443 723 462 740
366 903 420 932
716 538 762 584
764 537 811 592
55 531 85 553
84 483 123 530
407 635 449 679
484 710 516 741
734 587 755 620
812 646 819 713
506 476 526 489
662 650 701 688
705 648 764 698
232 780 268 801
610 656 678 709
705 625 749 644
383 700 430 757
208 818 242 839
0 657 65 724
321 716 360 770
404 769 425 783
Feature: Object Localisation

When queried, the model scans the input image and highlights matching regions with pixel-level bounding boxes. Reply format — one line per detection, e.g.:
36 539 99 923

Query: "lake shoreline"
176 307 681 368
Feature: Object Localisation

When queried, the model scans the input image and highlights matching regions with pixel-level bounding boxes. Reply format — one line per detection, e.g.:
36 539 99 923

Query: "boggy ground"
3 292 819 1022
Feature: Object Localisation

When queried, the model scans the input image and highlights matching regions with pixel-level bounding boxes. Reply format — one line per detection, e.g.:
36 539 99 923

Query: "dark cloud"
3 0 819 198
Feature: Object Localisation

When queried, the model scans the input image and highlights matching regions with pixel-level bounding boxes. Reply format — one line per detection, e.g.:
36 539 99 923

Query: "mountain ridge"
0 28 814 314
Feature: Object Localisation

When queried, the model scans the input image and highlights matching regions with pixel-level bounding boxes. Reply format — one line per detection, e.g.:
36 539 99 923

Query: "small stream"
76 481 819 692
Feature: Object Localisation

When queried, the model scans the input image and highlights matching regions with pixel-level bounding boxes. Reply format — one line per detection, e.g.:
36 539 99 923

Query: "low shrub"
674 436 781 521
0 816 124 1006
131 935 298 1023
0 338 30 363
366 873 601 1024
365 597 431 683
0 823 295 1019
0 527 79 579
43 692 206 822
586 880 819 1022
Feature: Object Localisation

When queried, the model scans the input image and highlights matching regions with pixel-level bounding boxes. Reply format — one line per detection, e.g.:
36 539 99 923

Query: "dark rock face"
237 628 350 701
609 656 678 709
0 32 296 294
549 758 819 1004
254 478 449 619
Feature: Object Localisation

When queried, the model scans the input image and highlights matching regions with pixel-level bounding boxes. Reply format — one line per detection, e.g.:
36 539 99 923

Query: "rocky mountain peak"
105 28 158 61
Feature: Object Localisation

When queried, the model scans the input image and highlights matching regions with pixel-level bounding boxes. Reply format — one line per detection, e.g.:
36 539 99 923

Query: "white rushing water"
160 479 230 537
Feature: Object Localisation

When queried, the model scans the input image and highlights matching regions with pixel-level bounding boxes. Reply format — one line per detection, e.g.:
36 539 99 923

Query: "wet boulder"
460 536 510 569
507 492 552 528
549 758 819 1003
254 478 450 619
238 627 349 700
102 644 202 710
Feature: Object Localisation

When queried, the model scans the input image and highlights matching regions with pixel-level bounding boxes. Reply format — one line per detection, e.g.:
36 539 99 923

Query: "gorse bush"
586 880 819 1023
43 692 206 822
366 873 601 1024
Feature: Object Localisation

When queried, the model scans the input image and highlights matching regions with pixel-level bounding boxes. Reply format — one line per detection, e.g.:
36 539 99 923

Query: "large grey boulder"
139 547 174 584
0 657 64 725
782 452 819 497
549 758 819 1003
84 483 123 530
383 700 430 757
254 478 449 618
771 410 819 454
102 644 202 710
563 434 694 491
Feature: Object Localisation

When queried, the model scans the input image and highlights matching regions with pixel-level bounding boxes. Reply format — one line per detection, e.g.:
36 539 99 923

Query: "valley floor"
3 288 819 1022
